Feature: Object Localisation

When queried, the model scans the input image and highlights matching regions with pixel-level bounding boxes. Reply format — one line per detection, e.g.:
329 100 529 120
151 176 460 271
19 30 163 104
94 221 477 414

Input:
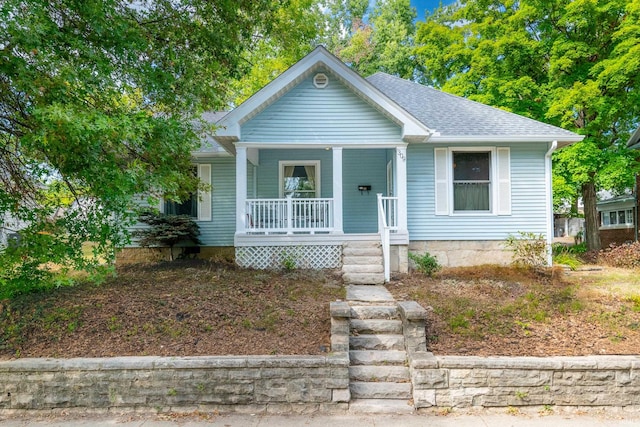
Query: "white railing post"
378 193 390 282
286 194 293 234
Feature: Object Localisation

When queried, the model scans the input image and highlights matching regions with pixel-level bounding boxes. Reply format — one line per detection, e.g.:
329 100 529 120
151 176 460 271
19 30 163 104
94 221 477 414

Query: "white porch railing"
245 196 334 234
377 194 398 282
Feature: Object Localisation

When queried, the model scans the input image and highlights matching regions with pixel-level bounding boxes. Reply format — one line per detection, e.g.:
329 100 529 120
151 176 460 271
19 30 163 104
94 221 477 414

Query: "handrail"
377 193 391 282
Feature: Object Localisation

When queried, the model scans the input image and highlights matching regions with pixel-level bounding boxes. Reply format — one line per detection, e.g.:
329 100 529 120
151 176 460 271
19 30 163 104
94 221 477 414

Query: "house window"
279 161 320 198
434 147 511 216
600 208 634 227
162 164 212 221
453 151 491 212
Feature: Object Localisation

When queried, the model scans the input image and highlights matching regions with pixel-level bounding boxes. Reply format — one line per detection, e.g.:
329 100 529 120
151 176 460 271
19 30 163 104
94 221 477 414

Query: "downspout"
545 141 558 266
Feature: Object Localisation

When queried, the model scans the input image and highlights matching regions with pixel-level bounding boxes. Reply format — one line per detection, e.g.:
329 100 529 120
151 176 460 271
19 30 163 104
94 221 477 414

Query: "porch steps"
342 241 385 285
346 289 413 414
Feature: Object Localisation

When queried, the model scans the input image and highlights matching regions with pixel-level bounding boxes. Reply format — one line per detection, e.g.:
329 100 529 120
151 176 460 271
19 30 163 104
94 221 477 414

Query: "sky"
410 0 457 21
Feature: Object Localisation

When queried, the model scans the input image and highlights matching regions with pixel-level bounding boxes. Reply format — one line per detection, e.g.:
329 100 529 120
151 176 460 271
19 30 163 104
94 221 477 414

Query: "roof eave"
427 135 584 147
627 127 640 150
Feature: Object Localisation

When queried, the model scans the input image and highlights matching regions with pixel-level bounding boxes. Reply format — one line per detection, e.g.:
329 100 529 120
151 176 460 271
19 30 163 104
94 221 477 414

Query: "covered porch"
234 145 409 278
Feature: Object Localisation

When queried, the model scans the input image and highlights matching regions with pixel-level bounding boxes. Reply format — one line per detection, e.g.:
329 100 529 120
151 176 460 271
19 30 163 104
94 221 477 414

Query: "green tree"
415 0 640 251
327 0 420 79
0 0 278 296
230 0 328 105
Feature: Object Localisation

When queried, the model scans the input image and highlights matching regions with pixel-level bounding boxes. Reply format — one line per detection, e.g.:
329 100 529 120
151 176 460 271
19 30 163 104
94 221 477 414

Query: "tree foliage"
0 0 279 294
415 0 640 250
326 0 421 79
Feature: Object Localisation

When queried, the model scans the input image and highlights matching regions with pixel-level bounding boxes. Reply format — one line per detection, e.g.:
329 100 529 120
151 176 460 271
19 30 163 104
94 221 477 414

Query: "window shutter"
434 148 449 215
197 164 212 221
496 147 511 215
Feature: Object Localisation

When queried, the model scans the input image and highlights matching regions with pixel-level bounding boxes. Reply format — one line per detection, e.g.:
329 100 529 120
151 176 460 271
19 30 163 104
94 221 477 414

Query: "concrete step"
343 272 385 285
349 365 410 382
342 264 384 274
349 398 414 414
342 245 382 257
350 381 412 399
342 255 383 265
350 334 405 351
350 305 398 320
344 240 381 248
349 350 407 366
350 319 402 334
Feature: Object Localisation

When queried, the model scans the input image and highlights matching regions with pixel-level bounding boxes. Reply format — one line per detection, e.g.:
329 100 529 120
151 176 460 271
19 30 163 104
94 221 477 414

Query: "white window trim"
434 147 511 216
158 164 212 222
278 160 321 198
599 208 634 229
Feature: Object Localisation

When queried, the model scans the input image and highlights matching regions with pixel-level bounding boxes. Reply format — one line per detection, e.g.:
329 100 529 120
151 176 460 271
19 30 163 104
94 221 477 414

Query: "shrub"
134 210 201 261
409 251 441 276
505 232 548 269
598 242 640 269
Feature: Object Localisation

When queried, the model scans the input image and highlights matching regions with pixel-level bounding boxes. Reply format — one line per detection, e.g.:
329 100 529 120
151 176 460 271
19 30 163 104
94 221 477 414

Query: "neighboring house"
0 212 27 248
624 126 640 245
596 195 636 248
126 47 584 281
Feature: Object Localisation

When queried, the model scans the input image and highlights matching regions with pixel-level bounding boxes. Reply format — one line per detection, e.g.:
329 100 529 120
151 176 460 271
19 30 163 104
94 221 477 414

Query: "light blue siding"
198 157 236 246
129 157 237 247
255 149 333 198
407 143 548 240
343 149 389 233
242 70 402 143
252 148 390 233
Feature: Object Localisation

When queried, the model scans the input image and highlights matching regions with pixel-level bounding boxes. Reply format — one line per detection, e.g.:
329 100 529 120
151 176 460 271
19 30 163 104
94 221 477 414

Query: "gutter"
545 141 558 266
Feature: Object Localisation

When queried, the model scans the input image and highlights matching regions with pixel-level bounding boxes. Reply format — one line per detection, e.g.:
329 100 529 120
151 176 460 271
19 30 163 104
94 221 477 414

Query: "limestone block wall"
0 355 350 413
409 241 514 267
410 353 640 409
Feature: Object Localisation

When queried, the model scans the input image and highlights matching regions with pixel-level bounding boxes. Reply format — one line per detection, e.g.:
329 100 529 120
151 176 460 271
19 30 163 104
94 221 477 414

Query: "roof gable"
213 46 432 153
241 68 402 143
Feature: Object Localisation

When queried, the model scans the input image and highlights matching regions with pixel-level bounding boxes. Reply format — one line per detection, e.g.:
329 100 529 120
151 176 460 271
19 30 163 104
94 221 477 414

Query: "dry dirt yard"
1 261 639 359
388 265 640 356
0 260 344 359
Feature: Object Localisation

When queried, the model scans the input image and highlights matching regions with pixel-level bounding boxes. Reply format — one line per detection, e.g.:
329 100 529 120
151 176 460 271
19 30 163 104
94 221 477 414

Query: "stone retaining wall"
0 355 350 414
397 300 640 410
410 353 640 409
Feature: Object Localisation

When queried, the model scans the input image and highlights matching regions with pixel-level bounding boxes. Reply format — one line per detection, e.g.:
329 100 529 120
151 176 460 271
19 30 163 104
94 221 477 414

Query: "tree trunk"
582 181 601 251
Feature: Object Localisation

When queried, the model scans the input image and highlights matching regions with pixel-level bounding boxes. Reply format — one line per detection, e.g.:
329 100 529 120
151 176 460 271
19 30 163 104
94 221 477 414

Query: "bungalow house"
126 47 584 283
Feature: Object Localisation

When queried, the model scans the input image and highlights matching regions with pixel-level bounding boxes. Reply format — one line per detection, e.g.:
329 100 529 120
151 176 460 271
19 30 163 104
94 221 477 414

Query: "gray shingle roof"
366 72 579 139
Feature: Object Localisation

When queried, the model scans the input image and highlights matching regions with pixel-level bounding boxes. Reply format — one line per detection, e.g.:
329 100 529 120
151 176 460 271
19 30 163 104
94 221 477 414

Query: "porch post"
236 146 247 233
332 147 343 234
396 146 408 233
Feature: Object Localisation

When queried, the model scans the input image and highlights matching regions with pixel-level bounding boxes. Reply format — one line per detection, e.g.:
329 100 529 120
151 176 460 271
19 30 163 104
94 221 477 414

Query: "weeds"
409 251 441 276
505 232 548 268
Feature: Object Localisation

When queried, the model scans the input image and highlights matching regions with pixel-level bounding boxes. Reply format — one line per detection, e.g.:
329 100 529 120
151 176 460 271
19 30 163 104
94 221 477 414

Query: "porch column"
236 146 247 233
396 146 408 233
332 147 343 234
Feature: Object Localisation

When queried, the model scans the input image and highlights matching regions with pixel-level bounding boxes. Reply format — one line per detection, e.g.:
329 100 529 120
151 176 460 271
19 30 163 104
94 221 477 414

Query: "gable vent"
313 73 329 88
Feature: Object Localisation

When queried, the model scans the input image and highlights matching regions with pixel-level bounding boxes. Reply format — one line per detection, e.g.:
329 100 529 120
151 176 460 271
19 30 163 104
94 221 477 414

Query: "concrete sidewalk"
2 410 640 427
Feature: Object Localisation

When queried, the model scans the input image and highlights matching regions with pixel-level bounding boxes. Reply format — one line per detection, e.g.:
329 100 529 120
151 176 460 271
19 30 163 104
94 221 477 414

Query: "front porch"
233 145 409 280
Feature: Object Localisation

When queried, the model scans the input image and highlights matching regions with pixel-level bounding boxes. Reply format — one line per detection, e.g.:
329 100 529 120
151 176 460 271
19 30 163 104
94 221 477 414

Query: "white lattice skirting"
235 245 342 270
